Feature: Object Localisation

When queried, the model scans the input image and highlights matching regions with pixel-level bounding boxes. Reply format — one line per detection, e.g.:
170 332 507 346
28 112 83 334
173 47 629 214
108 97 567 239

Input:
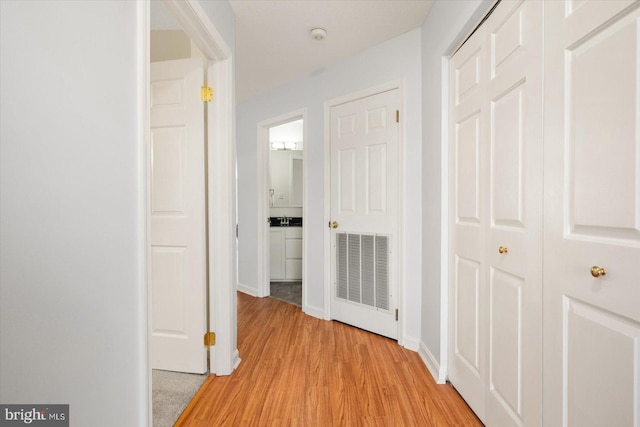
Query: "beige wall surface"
151 30 191 62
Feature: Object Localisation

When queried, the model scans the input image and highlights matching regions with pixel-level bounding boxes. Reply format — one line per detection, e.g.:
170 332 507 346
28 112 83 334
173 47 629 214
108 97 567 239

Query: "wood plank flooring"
176 292 483 426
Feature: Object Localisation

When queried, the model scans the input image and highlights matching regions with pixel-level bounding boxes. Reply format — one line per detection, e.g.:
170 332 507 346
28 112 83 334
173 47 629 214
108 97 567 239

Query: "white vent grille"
335 232 389 310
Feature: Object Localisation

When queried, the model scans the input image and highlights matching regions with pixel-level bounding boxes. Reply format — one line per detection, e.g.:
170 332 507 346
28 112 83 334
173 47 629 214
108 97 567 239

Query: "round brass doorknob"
330 221 339 229
498 246 508 254
591 266 606 277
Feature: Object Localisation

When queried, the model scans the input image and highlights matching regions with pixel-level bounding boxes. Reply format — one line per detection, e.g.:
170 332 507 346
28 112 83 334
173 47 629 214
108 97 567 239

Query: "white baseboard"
402 335 421 352
232 349 241 370
419 341 446 384
237 282 257 297
303 304 324 320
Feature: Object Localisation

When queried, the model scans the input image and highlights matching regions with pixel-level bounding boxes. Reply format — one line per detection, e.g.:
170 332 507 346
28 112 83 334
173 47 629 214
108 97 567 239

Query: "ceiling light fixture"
310 28 327 41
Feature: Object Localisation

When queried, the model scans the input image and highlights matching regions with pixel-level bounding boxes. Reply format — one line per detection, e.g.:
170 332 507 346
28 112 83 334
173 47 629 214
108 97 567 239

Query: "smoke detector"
310 28 327 41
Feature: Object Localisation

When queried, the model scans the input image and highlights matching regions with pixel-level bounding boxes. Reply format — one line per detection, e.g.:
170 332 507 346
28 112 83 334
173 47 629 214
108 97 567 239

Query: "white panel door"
449 25 488 421
449 1 543 425
543 1 640 425
329 88 400 339
150 58 207 374
484 2 543 426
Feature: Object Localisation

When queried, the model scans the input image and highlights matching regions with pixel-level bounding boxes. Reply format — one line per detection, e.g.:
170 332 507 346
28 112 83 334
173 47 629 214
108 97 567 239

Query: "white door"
329 88 400 340
449 1 543 424
150 58 207 374
448 24 488 420
543 1 640 425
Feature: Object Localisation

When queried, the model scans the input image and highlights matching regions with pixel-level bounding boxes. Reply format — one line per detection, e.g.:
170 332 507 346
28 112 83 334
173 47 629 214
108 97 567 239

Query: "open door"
150 58 207 374
328 88 400 339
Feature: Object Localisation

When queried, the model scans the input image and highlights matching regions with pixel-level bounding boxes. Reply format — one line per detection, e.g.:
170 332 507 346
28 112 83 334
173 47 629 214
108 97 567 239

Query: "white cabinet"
270 227 302 281
284 227 302 280
269 229 285 280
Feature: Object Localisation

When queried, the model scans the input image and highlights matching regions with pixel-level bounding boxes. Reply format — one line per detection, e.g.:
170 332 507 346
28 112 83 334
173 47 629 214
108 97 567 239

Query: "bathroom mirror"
269 119 303 208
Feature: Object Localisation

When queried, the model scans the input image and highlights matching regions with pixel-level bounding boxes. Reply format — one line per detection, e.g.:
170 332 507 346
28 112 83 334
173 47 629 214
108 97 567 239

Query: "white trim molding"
303 304 325 320
237 282 258 297
147 0 237 381
255 109 308 302
419 341 446 384
138 1 151 424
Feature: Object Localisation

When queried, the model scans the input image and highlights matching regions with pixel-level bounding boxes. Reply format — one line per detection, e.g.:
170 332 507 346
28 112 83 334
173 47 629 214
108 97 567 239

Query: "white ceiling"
152 0 435 103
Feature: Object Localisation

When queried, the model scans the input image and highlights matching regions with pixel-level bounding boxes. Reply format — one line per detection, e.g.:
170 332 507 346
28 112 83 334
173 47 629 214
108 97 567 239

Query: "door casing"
255 109 308 304
140 0 237 422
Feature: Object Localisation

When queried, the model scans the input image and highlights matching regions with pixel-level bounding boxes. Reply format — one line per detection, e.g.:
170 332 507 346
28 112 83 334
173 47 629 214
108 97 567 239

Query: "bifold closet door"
449 1 543 425
543 1 640 425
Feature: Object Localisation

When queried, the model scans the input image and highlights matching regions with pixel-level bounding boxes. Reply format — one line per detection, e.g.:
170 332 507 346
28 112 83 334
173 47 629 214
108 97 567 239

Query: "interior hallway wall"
0 0 236 424
0 1 147 425
237 28 423 346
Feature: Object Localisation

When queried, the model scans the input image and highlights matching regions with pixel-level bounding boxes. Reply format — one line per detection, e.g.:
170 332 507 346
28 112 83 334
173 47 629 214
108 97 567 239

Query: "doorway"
145 0 236 423
256 110 307 310
268 118 304 307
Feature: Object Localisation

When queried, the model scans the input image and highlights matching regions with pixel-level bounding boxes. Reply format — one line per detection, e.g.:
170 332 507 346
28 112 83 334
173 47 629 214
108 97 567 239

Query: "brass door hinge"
396 110 399 123
204 332 216 347
201 86 213 103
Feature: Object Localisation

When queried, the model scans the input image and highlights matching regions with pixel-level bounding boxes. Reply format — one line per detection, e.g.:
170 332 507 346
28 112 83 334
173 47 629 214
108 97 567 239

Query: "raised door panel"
455 256 481 375
152 247 187 334
151 127 185 215
490 83 525 229
489 268 524 424
565 298 640 427
456 113 482 225
567 14 640 243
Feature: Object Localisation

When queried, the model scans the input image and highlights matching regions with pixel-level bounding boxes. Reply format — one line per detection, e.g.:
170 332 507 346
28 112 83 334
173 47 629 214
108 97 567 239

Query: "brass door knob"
498 246 508 254
591 266 606 277
329 221 339 229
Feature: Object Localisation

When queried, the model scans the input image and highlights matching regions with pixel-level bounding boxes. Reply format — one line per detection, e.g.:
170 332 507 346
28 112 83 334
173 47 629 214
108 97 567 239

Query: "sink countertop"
269 217 303 227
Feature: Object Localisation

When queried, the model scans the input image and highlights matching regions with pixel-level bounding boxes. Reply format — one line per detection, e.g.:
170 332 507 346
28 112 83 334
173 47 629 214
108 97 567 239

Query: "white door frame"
256 109 308 301
140 0 237 420
323 80 405 344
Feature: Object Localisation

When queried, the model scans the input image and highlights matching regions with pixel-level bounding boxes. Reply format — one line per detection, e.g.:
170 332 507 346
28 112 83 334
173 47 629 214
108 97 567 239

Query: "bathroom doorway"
256 110 307 310
268 118 304 307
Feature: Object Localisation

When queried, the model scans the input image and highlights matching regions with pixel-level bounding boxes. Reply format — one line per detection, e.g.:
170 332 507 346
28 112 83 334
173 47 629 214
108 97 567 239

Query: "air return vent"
336 233 389 310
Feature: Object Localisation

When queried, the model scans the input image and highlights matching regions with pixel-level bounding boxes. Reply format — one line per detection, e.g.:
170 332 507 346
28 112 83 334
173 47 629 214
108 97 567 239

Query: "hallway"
176 292 482 426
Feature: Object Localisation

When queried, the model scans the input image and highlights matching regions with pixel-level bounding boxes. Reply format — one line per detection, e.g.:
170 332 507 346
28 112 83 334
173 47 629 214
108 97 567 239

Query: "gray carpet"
152 370 208 427
270 281 302 307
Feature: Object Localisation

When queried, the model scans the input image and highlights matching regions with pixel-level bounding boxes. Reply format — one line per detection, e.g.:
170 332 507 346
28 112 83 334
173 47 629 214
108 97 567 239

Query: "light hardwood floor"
176 292 483 426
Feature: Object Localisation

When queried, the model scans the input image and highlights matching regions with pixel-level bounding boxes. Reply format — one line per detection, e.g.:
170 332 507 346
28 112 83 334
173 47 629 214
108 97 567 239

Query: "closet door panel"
544 1 640 425
449 28 488 422
486 1 544 426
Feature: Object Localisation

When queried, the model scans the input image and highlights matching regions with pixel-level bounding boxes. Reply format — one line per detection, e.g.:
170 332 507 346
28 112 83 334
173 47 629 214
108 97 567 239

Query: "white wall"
237 28 423 346
150 30 191 62
420 0 492 377
0 0 236 424
0 1 147 425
